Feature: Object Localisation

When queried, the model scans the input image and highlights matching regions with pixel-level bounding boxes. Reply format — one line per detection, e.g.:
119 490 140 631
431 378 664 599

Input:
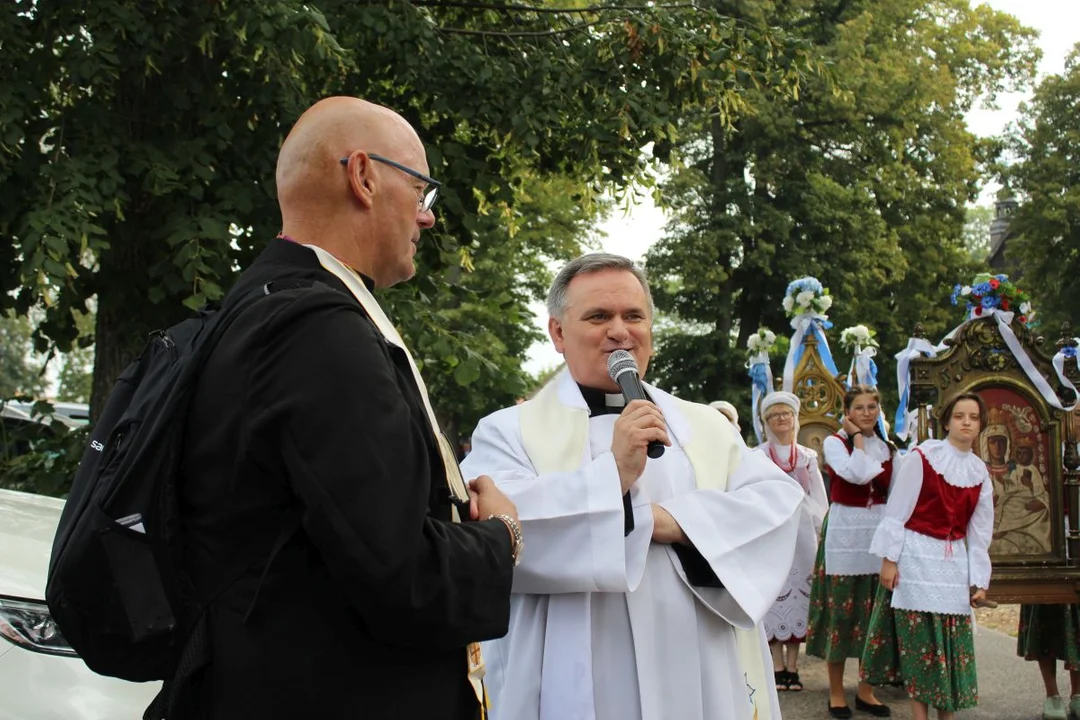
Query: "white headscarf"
760 392 801 446
708 400 740 430
759 392 813 491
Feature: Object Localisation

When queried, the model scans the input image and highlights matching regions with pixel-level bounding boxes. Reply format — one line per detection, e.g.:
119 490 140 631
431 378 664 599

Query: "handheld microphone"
606 350 665 459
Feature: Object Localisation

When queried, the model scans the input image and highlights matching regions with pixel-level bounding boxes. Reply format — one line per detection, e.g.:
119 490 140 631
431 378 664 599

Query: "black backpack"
45 280 308 698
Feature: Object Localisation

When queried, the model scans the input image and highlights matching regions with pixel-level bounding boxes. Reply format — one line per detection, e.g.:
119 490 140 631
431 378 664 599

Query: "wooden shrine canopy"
906 318 1080 604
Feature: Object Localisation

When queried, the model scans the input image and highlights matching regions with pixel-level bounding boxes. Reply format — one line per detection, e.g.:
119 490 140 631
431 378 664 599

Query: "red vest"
824 433 892 507
904 449 982 541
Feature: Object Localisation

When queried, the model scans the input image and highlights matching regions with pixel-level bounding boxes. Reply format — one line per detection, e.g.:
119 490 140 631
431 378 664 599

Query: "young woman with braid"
806 384 897 719
861 393 994 720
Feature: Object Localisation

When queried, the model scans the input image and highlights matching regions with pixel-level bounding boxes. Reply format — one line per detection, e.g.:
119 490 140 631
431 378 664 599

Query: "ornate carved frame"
792 333 846 464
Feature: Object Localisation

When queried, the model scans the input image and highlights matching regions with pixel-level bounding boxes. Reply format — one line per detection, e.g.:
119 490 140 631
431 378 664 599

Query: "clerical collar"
277 233 375 291
577 383 628 416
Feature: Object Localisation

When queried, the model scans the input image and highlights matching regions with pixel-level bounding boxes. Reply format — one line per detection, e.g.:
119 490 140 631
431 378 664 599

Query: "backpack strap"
144 279 320 720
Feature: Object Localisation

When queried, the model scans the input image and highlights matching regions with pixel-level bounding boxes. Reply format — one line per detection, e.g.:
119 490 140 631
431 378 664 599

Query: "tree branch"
409 0 702 14
435 18 607 36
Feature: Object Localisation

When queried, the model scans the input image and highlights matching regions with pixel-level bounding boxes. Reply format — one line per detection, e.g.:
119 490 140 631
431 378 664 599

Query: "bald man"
172 97 518 719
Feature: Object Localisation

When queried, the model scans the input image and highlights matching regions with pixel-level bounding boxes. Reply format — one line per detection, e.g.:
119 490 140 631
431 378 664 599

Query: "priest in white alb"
461 253 806 720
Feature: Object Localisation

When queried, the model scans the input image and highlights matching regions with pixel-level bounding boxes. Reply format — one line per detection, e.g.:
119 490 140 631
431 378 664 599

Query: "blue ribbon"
894 386 911 438
792 320 839 377
748 361 770 444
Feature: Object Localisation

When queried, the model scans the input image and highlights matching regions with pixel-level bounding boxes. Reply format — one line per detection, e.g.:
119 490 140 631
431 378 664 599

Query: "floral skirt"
806 514 879 661
1017 603 1080 671
862 584 977 712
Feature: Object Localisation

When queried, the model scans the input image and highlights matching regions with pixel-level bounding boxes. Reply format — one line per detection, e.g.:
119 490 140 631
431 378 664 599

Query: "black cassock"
174 239 513 719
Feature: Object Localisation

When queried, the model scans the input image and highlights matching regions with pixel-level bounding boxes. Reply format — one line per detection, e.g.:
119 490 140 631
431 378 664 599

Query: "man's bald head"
275 96 436 287
276 97 420 212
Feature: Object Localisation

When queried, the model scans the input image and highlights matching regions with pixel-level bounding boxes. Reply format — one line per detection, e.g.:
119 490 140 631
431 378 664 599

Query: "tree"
963 203 995 261
55 309 95 403
0 311 46 399
645 0 1038 415
1 0 819 438
1006 44 1080 333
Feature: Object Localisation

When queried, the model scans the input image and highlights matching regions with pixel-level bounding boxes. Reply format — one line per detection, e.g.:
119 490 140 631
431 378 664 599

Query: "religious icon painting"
976 385 1056 558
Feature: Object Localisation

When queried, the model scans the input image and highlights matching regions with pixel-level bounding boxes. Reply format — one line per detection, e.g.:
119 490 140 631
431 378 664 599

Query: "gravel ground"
975 603 1022 637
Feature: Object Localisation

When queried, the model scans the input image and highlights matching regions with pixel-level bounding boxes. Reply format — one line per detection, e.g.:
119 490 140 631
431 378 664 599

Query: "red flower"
990 278 1001 289
1020 315 1027 323
1001 298 1010 311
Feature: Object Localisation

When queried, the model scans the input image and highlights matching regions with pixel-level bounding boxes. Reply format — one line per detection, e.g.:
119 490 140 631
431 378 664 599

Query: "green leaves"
645 0 1037 414
1006 44 1080 333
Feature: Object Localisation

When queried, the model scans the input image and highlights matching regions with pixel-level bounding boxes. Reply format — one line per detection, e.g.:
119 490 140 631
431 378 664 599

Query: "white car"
0 488 160 719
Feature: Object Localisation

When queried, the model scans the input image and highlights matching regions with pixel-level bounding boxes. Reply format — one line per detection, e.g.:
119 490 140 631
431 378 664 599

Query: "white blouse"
869 439 994 615
821 433 897 576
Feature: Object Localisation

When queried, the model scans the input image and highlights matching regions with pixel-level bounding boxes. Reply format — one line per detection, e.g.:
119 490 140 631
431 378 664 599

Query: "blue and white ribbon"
847 344 886 437
894 337 937 441
782 312 838 394
847 344 879 389
1052 338 1079 408
748 351 774 444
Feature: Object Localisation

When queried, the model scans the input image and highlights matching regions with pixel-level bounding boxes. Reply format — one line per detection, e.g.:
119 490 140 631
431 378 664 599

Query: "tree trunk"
88 222 184 424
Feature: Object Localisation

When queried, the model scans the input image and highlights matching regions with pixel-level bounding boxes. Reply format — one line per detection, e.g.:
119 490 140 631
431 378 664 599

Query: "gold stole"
519 377 770 720
303 245 486 710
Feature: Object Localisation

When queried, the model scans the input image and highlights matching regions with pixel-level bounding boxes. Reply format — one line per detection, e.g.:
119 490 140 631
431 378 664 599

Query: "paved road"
777 626 1067 719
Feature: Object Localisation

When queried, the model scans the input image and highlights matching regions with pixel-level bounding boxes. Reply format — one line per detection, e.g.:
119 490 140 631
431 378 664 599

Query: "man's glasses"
339 153 441 213
765 410 795 421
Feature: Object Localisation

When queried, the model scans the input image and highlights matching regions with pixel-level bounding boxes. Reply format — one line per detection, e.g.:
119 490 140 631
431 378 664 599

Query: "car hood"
0 488 64 600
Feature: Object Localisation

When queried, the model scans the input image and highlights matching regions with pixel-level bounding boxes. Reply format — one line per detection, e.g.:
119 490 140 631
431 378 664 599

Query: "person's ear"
549 317 566 354
344 153 376 209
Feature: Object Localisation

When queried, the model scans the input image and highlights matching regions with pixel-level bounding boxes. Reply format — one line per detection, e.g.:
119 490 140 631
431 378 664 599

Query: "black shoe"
855 696 892 717
828 702 853 719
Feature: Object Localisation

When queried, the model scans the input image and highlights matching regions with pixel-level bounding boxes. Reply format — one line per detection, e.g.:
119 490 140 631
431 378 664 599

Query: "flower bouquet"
782 277 833 318
950 273 1034 324
746 328 777 358
839 324 879 353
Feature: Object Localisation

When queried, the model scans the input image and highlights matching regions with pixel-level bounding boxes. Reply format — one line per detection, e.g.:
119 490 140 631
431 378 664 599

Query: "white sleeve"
869 452 922 562
659 444 804 628
823 434 883 485
967 478 995 590
461 408 653 595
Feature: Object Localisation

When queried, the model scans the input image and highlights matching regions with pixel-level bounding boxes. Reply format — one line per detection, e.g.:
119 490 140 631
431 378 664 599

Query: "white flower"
818 295 833 311
961 286 972 297
796 290 815 307
763 329 776 343
782 295 794 312
1020 301 1031 314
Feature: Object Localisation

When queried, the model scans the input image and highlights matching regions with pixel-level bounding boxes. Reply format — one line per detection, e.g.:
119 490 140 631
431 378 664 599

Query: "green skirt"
1017 603 1080 671
805 514 880 662
861 584 903 686
863 583 978 712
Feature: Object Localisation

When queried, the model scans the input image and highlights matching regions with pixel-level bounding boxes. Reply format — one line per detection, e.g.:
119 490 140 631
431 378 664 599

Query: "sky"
523 0 1080 375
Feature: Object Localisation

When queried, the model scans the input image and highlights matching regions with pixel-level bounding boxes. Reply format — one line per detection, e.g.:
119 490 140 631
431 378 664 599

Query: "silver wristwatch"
488 514 523 566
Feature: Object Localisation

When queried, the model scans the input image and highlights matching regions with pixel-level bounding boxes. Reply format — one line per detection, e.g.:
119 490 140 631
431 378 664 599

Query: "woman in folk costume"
860 392 994 719
806 384 897 718
1016 406 1080 720
753 392 829 692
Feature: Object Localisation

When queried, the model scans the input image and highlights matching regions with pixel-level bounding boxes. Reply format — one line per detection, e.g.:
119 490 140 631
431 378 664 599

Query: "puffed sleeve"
966 476 995 590
869 451 922 562
823 434 884 485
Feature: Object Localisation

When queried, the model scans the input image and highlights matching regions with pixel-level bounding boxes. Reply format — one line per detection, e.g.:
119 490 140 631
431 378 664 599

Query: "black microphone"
606 350 665 459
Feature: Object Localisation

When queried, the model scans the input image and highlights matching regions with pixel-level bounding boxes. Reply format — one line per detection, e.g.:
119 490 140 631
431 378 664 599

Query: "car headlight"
0 596 77 656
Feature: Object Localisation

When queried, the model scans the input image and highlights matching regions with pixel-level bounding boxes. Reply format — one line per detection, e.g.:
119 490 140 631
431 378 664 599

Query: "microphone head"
607 349 638 381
